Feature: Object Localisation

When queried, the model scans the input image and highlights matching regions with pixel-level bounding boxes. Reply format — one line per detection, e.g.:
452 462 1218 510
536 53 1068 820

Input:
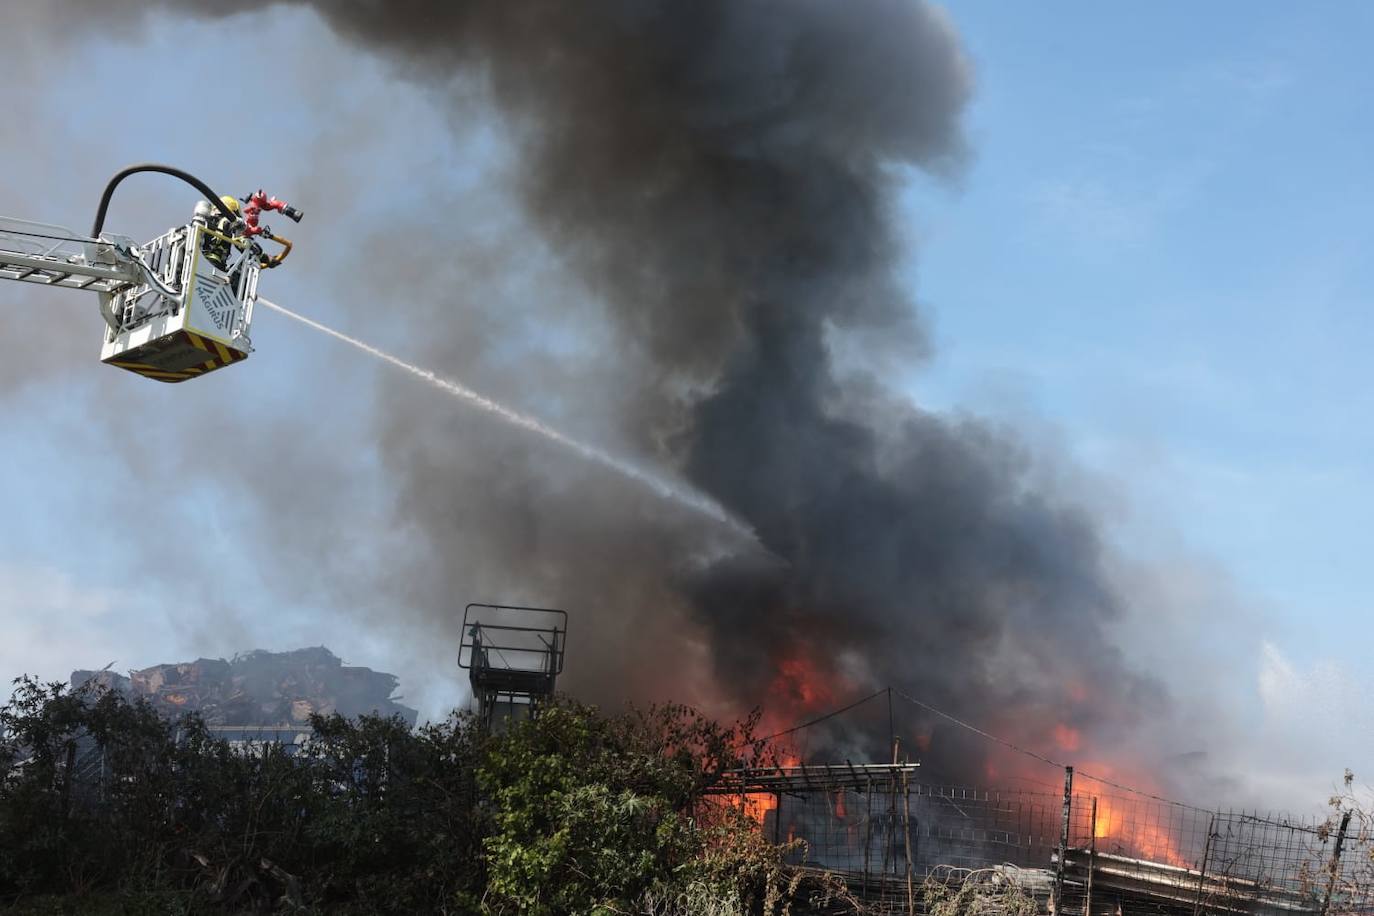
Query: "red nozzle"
242 189 303 236
248 190 299 217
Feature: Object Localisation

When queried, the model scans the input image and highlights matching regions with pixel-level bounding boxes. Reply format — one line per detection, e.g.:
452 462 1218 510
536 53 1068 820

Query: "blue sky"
923 2 1374 619
926 7 1374 637
2 3 1371 808
914 2 1374 800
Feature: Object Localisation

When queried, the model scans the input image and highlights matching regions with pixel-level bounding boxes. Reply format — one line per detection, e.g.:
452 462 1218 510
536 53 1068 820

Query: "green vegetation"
0 677 843 914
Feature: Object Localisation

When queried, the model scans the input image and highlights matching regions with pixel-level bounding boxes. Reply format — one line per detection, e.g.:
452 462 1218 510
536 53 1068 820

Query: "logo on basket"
194 276 237 332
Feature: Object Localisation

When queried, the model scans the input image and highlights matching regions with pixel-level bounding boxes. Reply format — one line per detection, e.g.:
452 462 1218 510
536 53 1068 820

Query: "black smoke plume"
50 0 1167 778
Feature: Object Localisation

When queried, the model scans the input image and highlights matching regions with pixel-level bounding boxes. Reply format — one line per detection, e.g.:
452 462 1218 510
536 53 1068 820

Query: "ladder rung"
0 248 132 290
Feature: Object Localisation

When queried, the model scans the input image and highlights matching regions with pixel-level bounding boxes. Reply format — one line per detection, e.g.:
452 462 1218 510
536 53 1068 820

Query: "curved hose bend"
91 163 239 238
261 232 293 268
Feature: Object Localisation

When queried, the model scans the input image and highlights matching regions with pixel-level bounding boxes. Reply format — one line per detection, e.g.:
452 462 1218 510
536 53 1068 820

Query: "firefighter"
197 195 244 271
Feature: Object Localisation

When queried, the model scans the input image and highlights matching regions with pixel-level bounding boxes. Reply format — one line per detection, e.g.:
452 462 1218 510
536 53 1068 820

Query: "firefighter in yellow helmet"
198 195 244 272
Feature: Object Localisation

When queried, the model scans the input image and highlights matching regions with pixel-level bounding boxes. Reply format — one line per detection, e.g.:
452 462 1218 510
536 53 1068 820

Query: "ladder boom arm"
0 250 131 284
0 216 135 292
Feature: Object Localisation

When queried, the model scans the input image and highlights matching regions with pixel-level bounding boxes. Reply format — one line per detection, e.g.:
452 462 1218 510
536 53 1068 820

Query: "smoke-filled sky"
3 2 1373 812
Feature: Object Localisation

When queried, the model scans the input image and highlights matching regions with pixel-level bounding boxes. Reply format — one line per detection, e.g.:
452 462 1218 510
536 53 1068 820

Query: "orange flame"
1088 794 1184 866
1074 760 1187 867
753 647 846 751
769 653 835 711
740 753 798 827
741 792 777 825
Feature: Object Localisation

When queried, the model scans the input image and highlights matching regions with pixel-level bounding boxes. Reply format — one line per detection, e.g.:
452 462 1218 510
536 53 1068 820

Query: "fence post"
773 792 782 845
893 737 901 883
885 743 901 879
1085 797 1097 916
903 769 915 915
1192 812 1216 916
863 774 873 900
1054 766 1074 914
1321 810 1352 916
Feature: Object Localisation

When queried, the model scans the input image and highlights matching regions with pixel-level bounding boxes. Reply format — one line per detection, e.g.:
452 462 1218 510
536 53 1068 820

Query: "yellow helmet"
219 195 241 215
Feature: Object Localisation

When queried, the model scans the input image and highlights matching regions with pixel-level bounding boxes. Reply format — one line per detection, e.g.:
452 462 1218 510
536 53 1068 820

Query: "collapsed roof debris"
72 647 417 728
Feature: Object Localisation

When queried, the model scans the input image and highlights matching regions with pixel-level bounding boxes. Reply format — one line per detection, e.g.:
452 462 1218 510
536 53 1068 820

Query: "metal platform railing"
459 603 567 728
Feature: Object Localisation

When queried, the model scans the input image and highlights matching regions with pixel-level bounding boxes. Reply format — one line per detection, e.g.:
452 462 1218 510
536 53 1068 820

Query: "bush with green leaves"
1 679 838 914
478 701 789 914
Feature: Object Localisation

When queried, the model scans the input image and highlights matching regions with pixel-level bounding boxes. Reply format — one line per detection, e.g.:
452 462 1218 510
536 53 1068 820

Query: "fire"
1088 794 1185 867
1092 797 1118 839
983 732 1191 870
1072 761 1188 867
769 654 835 711
730 663 1195 873
740 752 799 827
741 792 777 825
753 646 846 745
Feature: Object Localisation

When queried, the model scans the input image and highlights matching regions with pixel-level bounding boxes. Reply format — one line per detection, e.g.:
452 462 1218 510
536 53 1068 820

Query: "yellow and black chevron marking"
104 329 246 383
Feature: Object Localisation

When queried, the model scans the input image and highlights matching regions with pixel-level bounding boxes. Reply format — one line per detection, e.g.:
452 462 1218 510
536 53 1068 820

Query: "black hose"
91 163 239 238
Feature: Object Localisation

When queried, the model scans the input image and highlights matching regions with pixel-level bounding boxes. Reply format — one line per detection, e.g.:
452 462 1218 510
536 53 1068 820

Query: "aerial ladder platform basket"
94 220 260 383
0 163 299 383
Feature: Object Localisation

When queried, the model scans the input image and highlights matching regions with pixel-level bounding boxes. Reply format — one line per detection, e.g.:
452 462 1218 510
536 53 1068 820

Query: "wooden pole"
1053 766 1074 915
1191 812 1216 916
863 774 873 900
882 740 901 880
903 769 915 915
881 786 892 878
1085 797 1097 916
1321 810 1352 916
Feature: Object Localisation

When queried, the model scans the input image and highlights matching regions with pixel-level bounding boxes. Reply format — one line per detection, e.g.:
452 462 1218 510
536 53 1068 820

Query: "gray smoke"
37 1 1168 778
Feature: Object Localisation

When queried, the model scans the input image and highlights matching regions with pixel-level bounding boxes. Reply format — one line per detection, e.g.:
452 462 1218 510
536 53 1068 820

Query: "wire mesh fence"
765 782 1064 875
1061 775 1339 916
706 765 1373 916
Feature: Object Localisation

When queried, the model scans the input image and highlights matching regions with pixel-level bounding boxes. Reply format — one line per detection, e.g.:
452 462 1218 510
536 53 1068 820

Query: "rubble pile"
72 647 417 728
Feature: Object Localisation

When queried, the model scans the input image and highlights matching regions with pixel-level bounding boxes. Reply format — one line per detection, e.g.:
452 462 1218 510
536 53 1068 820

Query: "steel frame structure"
459 603 567 730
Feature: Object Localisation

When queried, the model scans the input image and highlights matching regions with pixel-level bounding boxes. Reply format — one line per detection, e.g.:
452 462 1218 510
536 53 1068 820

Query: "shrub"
1 680 831 914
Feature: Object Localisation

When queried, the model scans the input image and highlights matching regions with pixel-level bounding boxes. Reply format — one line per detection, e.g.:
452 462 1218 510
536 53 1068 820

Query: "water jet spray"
258 298 760 545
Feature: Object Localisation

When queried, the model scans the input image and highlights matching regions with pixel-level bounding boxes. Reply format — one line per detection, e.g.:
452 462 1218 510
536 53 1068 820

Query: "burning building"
31 0 1148 769
42 0 1187 792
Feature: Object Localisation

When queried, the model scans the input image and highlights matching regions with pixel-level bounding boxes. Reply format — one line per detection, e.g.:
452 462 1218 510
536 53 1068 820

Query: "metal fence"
767 781 1062 875
1061 774 1340 916
709 764 1371 916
